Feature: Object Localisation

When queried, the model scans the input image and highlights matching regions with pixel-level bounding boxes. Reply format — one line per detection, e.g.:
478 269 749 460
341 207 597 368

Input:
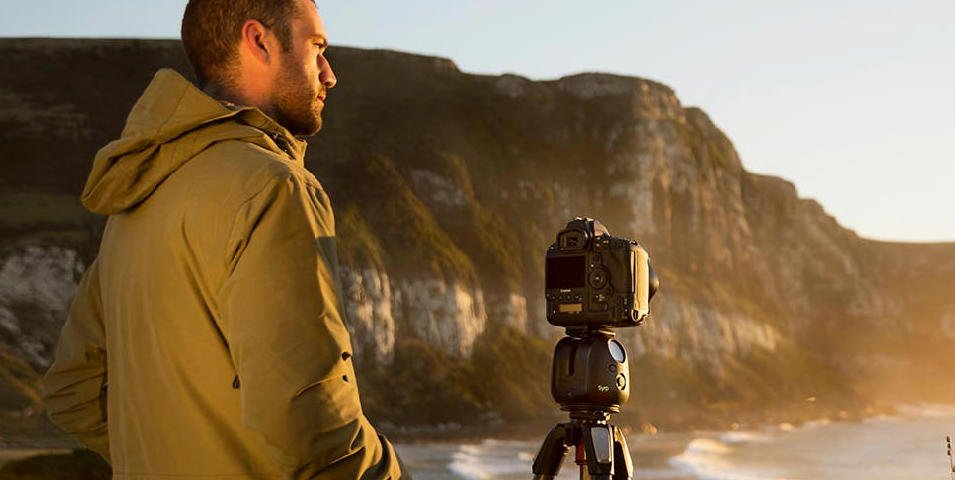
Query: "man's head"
181 0 336 136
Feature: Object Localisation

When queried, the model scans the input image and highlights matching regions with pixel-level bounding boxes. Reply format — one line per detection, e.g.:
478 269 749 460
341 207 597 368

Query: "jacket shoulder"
184 139 328 207
201 140 297 189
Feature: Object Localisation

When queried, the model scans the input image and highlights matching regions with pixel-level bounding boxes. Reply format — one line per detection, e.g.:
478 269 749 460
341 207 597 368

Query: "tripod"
531 328 635 480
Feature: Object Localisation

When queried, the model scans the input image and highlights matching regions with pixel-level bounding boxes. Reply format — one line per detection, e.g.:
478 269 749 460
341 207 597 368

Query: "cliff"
1 39 953 443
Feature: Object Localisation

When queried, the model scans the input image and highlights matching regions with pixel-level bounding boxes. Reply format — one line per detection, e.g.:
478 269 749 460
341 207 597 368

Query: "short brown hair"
181 0 312 88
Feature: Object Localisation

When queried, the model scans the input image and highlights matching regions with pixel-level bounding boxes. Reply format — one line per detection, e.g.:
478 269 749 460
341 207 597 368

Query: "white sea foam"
665 404 955 480
719 431 771 444
895 403 955 418
669 437 789 480
446 439 547 480
442 436 688 480
801 418 832 429
862 413 903 425
685 438 733 455
669 438 735 475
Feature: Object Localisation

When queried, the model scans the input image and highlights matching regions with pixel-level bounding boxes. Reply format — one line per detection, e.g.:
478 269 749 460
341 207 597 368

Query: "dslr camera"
545 217 658 329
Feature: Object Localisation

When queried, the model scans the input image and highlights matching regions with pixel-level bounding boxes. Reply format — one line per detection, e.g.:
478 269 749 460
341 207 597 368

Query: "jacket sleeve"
220 172 405 479
42 258 111 463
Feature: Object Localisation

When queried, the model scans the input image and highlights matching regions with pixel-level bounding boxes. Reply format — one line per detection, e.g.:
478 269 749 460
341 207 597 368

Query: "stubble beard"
270 62 324 137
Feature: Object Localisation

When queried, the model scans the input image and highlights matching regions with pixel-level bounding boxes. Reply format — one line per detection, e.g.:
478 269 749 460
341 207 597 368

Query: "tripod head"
552 328 630 414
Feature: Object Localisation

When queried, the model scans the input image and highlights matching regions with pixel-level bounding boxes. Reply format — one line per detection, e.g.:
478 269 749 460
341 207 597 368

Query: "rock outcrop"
0 246 83 371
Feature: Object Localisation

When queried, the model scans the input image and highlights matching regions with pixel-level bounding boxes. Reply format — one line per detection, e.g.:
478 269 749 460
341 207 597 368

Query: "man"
42 0 406 478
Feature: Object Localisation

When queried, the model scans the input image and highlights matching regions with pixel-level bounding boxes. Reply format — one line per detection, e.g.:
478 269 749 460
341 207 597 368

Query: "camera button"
588 268 608 289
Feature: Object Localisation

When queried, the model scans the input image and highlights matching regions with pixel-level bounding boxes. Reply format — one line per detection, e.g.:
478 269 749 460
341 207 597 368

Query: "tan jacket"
42 69 405 479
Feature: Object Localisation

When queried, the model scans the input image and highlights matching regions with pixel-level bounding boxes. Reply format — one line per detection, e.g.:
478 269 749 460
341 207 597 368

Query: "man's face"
269 1 336 137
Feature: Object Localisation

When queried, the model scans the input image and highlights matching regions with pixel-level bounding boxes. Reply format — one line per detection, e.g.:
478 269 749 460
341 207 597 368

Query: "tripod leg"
612 426 633 480
582 424 614 480
532 423 572 480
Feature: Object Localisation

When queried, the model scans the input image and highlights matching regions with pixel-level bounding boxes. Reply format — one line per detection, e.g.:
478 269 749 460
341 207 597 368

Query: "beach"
395 404 955 480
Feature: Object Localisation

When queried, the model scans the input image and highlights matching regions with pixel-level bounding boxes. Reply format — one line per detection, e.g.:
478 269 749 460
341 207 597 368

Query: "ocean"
394 404 955 480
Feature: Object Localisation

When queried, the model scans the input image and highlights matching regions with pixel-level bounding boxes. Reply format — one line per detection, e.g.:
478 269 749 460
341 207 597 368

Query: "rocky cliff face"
1 39 953 437
0 246 82 371
0 246 84 443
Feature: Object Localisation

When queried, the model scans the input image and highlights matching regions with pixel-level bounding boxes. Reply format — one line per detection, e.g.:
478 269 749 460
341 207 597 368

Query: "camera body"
545 217 655 329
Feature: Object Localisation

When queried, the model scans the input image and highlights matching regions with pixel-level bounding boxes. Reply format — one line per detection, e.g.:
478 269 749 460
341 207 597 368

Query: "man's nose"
320 62 337 89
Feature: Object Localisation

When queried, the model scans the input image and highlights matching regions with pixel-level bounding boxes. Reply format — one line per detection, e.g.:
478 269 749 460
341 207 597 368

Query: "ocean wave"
720 431 772 444
801 418 832 429
862 413 902 425
894 403 955 418
685 438 733 455
668 438 735 477
444 437 685 480
669 437 788 480
776 422 795 432
446 439 543 479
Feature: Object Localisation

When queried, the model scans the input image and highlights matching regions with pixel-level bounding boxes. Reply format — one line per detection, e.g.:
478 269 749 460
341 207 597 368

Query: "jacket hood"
82 68 308 215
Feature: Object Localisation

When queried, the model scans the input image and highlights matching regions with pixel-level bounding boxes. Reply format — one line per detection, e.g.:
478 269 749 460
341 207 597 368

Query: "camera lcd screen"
547 255 586 289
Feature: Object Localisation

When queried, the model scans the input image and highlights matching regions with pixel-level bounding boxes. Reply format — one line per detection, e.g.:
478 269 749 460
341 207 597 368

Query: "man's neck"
204 82 244 107
204 81 281 124
203 81 297 142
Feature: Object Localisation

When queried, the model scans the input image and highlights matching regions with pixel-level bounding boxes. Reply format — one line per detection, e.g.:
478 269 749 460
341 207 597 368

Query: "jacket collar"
215 90 309 164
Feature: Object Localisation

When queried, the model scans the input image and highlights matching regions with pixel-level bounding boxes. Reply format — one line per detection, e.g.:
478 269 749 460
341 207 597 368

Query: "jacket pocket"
292 362 362 432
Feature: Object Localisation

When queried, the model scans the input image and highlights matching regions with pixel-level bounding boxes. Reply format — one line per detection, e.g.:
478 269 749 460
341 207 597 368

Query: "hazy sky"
4 1 954 242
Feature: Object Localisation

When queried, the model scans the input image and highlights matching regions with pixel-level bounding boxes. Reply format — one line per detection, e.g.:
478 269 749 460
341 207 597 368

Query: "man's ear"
239 19 274 66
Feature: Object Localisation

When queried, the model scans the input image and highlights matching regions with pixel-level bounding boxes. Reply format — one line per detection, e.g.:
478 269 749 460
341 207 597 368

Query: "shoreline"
3 403 948 480
0 402 908 471
382 401 899 444
0 403 898 448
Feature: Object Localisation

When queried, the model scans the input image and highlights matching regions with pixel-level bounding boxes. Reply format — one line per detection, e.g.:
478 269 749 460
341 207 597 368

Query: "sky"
3 0 954 242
